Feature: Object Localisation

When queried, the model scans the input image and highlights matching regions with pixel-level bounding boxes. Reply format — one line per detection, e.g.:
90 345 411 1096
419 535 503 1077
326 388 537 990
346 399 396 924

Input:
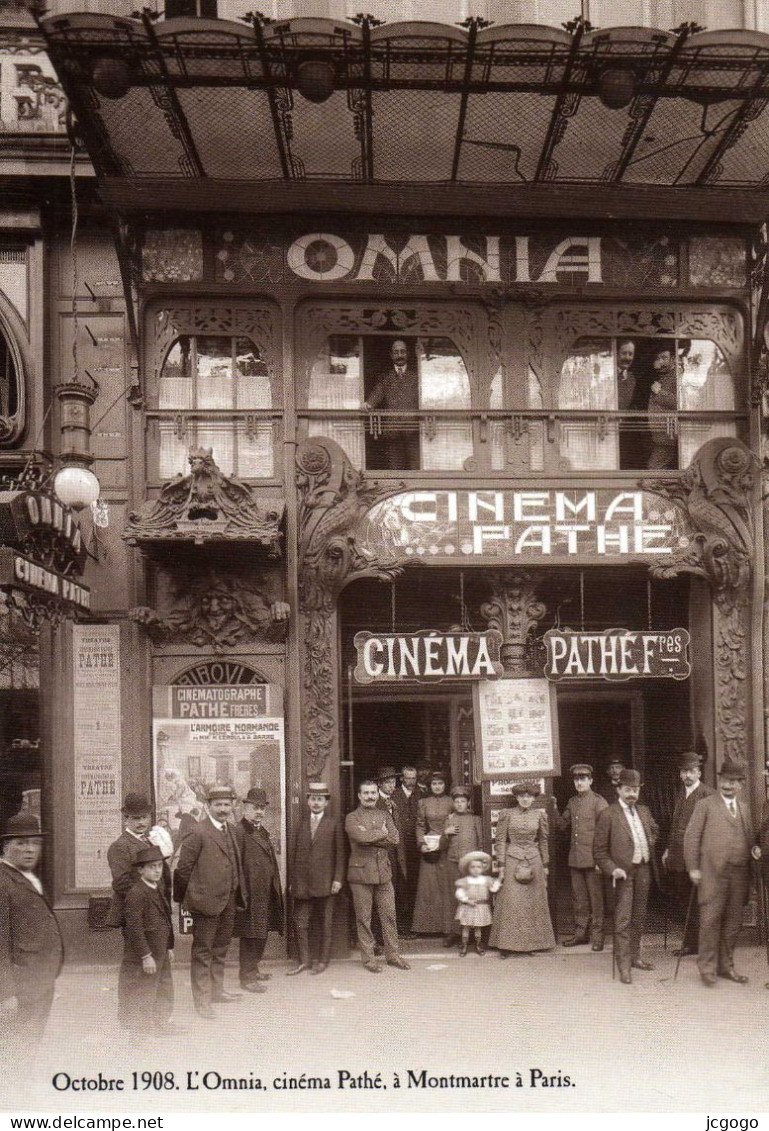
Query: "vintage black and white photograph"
0 0 768 1118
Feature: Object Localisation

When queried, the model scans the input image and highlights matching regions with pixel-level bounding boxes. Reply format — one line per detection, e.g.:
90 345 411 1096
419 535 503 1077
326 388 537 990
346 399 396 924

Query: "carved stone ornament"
297 437 402 777
130 574 289 652
646 437 756 604
480 572 547 676
647 436 757 768
123 447 282 553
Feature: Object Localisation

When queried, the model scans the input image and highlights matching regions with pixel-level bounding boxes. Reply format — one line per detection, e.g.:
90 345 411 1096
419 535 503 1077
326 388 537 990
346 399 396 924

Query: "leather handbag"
513 860 534 884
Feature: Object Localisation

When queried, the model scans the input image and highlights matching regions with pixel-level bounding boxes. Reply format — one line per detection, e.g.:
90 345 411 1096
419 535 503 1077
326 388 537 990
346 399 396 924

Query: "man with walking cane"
594 769 659 985
662 752 714 958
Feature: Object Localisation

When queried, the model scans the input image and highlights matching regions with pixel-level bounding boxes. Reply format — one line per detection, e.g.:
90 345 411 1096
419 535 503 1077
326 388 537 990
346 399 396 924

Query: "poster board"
472 677 559 780
151 682 286 889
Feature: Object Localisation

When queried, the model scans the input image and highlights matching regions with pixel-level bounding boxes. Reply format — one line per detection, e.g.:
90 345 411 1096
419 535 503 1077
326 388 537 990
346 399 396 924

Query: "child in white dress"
454 850 500 956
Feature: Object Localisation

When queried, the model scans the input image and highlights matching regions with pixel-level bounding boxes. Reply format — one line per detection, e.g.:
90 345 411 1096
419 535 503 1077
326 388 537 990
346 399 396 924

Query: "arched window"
0 319 24 447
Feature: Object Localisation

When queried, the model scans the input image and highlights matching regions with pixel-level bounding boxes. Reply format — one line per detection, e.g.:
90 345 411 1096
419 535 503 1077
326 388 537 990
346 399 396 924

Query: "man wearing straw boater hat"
661 751 714 958
287 782 345 976
0 812 63 1055
594 768 659 984
684 758 760 987
173 783 245 1018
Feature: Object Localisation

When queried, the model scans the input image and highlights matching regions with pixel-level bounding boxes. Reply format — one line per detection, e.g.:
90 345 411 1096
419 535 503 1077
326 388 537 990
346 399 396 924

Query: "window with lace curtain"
153 334 275 481
557 336 740 472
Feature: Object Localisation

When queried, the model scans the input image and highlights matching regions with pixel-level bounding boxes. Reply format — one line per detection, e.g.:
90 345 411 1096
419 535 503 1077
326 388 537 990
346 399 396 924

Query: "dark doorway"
350 697 453 790
554 693 640 812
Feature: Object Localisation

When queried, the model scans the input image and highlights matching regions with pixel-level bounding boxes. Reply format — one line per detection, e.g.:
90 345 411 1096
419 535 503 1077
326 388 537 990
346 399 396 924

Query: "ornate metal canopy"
37 13 769 201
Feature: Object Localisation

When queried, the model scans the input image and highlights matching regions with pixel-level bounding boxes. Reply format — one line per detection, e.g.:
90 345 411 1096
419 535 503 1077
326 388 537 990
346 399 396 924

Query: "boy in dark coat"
287 782 345 975
120 843 175 1035
234 788 284 993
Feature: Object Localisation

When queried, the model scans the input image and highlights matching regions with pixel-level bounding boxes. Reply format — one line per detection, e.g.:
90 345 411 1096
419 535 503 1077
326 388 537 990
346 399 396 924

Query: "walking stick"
752 858 769 969
674 883 696 982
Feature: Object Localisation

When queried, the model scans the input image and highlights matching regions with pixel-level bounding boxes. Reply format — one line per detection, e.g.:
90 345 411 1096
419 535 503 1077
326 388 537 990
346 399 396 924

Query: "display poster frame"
472 677 560 781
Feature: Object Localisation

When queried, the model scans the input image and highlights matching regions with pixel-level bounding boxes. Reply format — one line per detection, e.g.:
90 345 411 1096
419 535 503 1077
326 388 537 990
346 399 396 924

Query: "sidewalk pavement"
7 937 769 1114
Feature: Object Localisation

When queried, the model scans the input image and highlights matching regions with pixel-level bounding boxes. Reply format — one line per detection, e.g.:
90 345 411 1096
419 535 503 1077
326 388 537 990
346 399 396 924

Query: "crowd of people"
1 751 768 1055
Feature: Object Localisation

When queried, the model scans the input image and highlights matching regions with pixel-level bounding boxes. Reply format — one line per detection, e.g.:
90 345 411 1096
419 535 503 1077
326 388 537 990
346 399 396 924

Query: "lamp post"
52 380 100 511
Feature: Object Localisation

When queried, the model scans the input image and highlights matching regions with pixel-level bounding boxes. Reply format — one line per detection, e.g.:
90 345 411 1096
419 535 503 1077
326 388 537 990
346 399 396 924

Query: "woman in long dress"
412 771 454 940
490 780 555 956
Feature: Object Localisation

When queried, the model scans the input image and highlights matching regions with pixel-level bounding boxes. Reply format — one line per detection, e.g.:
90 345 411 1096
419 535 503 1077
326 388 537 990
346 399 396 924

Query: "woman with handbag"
490 780 555 957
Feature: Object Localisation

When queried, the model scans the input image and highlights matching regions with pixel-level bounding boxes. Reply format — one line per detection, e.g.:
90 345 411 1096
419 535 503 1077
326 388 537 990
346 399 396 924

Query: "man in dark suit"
597 759 625 805
558 763 608 951
345 780 410 973
594 768 659 984
684 759 760 986
233 788 283 993
173 784 244 1019
287 782 345 976
662 751 714 957
392 765 421 933
363 338 420 469
120 843 175 1036
376 765 410 937
106 792 171 929
0 813 63 1057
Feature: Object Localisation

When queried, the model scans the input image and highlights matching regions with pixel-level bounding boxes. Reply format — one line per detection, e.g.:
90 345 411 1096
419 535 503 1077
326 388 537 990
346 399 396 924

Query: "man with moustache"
0 813 63 1057
376 765 410 937
173 784 245 1018
287 782 345 976
392 765 421 934
106 792 171 930
363 338 420 469
661 752 714 957
594 769 659 984
234 788 283 993
684 759 760 986
345 780 410 973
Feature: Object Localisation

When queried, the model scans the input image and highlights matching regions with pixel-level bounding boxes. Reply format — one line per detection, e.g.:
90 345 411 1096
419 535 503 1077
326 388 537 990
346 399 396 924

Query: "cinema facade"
2 3 769 941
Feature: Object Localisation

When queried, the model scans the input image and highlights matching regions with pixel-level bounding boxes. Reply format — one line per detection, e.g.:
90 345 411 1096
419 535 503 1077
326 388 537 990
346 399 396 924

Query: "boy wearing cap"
173 784 245 1018
287 782 345 975
0 813 63 1055
558 764 608 950
234 788 284 992
120 844 176 1036
594 769 659 983
684 759 760 986
661 751 713 957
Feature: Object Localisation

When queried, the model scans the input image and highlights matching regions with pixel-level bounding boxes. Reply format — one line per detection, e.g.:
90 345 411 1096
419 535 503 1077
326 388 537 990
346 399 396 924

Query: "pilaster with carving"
648 437 757 768
296 438 402 780
479 572 547 676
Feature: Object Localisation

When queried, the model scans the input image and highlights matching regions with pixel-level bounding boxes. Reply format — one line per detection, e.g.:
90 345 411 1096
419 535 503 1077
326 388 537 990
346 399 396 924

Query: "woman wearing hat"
412 771 455 941
490 781 555 957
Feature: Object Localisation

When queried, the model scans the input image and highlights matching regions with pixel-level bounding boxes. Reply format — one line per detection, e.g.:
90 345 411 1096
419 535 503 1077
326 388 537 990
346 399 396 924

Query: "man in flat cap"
233 787 283 993
0 813 63 1057
594 768 659 983
345 780 410 973
173 784 245 1018
558 764 608 950
287 782 345 975
684 759 760 986
661 751 714 957
106 792 171 930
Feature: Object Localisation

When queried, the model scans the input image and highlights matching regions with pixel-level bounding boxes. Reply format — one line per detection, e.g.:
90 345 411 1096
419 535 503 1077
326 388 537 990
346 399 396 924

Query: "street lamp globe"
53 465 100 511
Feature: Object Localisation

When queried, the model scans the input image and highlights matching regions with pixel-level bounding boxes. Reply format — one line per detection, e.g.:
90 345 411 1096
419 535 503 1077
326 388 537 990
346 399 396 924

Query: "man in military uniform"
558 763 608 951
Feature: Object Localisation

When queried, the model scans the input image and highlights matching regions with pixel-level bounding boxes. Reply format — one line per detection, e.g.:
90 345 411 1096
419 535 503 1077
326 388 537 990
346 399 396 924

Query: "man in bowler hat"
173 784 245 1018
558 763 608 950
684 758 760 986
287 782 345 975
233 787 284 993
594 768 659 984
106 792 171 929
661 751 714 957
0 813 63 1056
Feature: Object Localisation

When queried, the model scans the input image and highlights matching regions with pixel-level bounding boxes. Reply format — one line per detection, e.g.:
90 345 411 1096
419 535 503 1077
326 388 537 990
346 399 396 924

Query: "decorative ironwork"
296 436 401 777
123 447 282 551
148 303 279 387
7 588 69 633
131 574 289 652
480 571 547 676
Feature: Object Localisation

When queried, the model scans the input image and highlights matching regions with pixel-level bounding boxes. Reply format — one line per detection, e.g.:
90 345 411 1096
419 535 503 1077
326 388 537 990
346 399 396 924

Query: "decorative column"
480 572 546 676
295 438 402 788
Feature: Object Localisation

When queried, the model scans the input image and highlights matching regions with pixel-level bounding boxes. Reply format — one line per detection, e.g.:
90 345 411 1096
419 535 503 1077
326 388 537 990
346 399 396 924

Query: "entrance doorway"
554 689 644 810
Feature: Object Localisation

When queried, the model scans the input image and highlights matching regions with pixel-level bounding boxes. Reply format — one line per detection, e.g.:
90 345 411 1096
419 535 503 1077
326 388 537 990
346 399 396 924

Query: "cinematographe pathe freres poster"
3 0 769 1125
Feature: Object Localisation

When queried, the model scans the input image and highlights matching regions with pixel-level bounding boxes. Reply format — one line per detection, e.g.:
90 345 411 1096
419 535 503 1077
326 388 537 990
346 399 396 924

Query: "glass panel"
418 337 472 470
308 418 364 469
309 336 362 408
195 420 235 476
158 338 193 409
233 420 274 478
158 421 189 480
678 339 737 467
235 337 271 408
197 336 234 409
558 342 618 470
421 421 473 470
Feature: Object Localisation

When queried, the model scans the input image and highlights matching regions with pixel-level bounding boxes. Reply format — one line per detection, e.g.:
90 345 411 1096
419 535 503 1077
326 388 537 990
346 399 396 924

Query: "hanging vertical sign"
73 624 122 888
